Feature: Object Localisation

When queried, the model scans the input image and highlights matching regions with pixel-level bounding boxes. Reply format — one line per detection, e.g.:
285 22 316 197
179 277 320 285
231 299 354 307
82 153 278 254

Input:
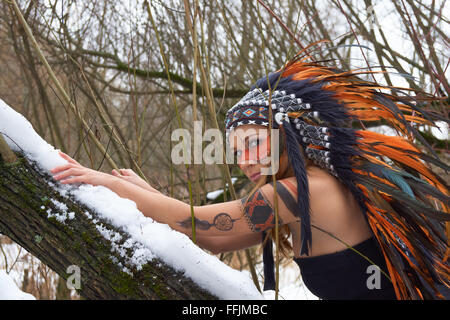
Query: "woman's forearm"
194 233 262 254
111 168 162 194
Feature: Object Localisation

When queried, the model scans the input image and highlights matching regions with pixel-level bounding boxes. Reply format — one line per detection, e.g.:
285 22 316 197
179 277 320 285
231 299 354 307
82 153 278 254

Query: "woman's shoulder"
260 165 353 211
306 167 368 227
307 166 344 194
277 166 343 195
278 166 356 216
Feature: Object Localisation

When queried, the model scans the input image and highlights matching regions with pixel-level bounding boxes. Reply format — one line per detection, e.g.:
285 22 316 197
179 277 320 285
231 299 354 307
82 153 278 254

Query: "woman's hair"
243 126 314 258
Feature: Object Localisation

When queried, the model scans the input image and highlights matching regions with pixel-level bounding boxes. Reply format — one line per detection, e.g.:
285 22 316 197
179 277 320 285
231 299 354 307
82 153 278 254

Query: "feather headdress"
225 56 449 299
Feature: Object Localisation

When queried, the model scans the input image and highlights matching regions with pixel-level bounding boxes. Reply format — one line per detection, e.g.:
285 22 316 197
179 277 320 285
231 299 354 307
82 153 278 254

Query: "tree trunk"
0 145 216 300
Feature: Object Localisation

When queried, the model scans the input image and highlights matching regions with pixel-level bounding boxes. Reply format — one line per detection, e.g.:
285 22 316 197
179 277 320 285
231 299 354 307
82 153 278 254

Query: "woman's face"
228 124 271 182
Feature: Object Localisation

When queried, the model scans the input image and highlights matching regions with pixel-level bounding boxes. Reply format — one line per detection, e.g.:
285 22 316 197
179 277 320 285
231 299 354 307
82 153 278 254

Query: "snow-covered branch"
0 100 262 300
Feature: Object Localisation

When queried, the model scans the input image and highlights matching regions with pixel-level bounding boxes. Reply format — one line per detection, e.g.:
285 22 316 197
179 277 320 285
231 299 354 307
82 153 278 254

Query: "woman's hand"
111 168 161 194
51 151 116 187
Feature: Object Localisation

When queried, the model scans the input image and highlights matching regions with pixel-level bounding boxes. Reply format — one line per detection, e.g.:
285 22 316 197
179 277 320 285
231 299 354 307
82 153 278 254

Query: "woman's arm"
112 168 162 194
51 152 299 239
195 233 262 254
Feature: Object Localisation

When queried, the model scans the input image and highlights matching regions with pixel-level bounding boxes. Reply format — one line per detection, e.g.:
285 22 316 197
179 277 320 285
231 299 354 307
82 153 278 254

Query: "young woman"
50 59 449 300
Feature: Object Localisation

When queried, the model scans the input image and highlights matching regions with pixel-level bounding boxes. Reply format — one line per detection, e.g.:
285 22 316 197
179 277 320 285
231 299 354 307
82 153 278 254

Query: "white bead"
274 112 285 125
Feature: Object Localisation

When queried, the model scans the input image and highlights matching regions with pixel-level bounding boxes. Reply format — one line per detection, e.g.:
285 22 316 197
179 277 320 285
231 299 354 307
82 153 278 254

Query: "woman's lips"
250 172 261 181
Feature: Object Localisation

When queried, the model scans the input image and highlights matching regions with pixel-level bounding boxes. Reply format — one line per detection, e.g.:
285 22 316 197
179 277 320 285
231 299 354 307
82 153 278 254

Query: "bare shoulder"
260 168 345 203
306 166 371 240
306 166 355 214
275 166 343 197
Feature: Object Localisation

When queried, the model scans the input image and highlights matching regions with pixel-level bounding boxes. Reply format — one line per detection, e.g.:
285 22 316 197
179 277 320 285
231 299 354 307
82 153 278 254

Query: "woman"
50 58 449 300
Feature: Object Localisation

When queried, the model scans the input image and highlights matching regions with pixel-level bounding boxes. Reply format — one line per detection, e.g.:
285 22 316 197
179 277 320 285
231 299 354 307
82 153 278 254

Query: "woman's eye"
248 139 260 148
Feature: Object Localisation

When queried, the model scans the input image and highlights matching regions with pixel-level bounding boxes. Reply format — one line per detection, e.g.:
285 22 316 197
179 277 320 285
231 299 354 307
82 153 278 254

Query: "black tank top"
293 236 397 299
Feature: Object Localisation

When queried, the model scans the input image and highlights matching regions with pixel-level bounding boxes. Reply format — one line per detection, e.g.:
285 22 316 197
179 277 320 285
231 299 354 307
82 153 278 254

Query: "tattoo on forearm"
241 190 282 232
177 217 212 230
177 213 238 231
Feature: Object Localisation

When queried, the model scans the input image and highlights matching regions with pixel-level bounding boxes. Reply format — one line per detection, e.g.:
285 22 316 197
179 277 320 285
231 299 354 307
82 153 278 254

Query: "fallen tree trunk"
0 140 216 299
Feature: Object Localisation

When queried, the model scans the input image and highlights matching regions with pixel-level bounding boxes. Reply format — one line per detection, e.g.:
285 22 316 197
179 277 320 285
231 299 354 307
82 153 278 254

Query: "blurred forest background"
0 0 448 299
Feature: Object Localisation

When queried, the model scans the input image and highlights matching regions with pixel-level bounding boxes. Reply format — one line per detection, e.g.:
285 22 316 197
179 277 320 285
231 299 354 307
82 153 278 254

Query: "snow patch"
0 270 36 300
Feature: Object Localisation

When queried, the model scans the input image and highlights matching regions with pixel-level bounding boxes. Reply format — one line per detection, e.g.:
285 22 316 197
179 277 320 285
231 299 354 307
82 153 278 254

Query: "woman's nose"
238 149 258 165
